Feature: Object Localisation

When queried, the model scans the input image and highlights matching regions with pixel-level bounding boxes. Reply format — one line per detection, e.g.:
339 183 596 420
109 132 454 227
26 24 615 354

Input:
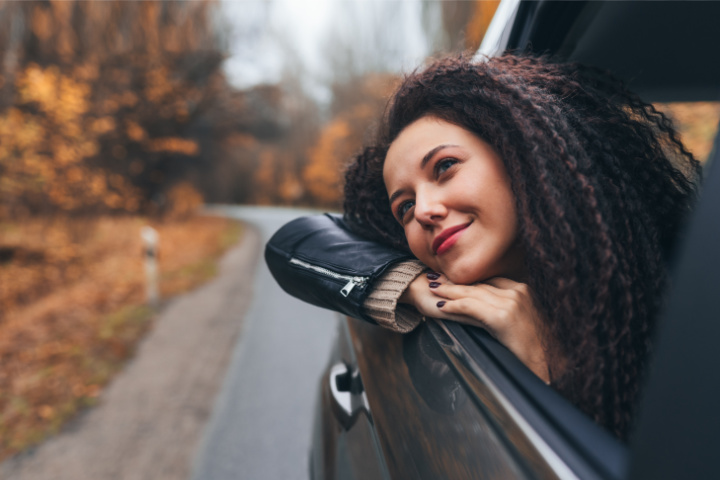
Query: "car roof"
479 0 720 102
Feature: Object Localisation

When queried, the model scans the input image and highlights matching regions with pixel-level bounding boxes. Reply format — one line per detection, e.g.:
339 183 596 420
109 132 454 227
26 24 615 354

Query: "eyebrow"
388 144 459 205
421 144 457 169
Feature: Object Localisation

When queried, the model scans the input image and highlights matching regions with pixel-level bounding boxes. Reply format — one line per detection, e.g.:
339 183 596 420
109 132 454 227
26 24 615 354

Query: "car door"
316 318 545 479
314 300 630 480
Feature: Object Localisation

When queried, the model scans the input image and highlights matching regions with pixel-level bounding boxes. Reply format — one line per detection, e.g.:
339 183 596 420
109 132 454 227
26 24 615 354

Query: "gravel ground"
0 224 261 480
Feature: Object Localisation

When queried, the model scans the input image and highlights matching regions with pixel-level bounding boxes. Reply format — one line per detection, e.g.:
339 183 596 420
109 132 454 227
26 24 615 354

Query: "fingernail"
429 282 441 288
426 272 440 280
437 301 446 308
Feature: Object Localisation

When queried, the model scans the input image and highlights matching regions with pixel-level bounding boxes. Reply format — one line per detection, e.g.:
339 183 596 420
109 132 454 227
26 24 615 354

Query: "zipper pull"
340 277 364 297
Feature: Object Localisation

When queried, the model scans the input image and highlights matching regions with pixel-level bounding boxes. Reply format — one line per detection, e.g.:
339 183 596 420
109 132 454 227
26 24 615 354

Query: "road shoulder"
0 223 262 480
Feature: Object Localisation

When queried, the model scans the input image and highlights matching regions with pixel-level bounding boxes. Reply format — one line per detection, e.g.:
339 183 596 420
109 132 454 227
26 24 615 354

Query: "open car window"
654 102 720 168
628 112 720 480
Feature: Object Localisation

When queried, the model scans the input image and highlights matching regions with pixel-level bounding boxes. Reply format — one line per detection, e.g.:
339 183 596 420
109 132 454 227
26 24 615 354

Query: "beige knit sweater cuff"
362 259 427 333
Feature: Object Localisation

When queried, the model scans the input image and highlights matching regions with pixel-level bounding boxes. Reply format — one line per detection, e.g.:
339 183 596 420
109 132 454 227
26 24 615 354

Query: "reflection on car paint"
346 317 528 479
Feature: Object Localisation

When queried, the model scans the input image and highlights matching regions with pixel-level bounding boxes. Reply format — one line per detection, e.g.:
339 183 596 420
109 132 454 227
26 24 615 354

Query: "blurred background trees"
0 1 221 217
286 0 501 209
3 0 712 217
0 0 288 218
0 0 501 217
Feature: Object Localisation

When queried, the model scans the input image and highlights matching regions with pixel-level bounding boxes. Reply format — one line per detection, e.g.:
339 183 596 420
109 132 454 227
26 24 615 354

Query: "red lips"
432 222 472 254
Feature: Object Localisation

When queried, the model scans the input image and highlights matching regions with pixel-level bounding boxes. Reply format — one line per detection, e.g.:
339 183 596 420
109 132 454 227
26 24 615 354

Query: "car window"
654 101 720 164
628 125 720 479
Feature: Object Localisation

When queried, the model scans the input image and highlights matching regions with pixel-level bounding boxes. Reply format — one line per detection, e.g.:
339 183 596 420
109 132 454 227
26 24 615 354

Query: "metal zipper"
289 257 368 297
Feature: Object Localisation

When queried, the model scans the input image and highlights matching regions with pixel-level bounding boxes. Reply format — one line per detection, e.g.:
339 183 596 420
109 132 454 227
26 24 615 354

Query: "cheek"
483 178 518 237
502 198 520 240
404 226 432 264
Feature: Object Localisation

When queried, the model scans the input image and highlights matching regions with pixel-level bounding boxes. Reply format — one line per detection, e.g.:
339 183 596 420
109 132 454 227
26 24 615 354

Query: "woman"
265 54 701 440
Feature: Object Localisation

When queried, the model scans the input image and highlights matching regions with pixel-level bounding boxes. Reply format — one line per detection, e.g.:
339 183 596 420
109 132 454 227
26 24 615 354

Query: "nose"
413 187 447 228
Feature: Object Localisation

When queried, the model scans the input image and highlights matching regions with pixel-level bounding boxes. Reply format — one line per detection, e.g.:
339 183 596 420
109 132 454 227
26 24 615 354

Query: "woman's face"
383 116 525 284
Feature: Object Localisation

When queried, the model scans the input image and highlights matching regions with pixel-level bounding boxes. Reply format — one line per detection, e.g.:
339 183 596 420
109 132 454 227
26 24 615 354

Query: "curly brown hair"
343 54 701 440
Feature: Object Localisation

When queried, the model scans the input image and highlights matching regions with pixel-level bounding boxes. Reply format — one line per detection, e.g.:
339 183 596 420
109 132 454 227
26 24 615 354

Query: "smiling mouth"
432 222 472 255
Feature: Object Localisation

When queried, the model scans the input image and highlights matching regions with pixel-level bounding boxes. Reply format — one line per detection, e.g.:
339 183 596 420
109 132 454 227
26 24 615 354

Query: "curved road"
191 206 339 480
0 206 338 480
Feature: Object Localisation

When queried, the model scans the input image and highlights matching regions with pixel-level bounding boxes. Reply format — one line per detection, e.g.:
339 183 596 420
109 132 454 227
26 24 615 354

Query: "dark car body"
310 2 720 479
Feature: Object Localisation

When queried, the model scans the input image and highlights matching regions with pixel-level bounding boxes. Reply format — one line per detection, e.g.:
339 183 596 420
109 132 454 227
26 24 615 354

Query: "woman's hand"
400 272 550 383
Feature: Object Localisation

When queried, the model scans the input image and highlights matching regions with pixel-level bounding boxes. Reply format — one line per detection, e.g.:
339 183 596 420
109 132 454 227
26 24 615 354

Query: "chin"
443 268 487 285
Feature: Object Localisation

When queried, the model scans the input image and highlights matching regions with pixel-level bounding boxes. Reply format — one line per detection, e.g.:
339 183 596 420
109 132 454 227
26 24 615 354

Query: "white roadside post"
141 226 160 308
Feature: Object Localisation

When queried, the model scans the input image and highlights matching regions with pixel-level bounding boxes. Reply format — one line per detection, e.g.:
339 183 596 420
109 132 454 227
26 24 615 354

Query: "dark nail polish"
437 300 446 308
426 272 440 280
429 282 441 288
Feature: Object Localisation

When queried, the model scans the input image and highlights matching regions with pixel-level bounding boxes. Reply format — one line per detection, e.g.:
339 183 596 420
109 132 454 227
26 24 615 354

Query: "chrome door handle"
328 363 371 429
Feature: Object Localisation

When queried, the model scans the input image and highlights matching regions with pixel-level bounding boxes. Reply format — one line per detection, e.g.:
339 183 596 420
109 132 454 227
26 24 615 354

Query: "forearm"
265 214 414 323
362 259 426 332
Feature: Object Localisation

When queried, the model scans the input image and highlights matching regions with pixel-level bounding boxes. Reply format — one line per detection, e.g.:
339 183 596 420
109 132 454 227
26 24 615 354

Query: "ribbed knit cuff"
363 260 426 333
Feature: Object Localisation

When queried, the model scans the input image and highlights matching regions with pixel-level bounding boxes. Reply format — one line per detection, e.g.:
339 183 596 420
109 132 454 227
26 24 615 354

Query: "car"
308 2 720 478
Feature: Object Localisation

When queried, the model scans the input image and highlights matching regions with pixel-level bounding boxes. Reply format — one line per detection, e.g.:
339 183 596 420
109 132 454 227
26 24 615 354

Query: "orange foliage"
655 102 720 163
304 119 352 205
225 133 259 149
253 149 278 206
302 73 399 208
0 215 241 458
146 137 200 156
465 1 502 51
278 168 304 204
164 182 204 219
0 0 237 218
249 145 306 206
126 121 147 142
0 64 142 214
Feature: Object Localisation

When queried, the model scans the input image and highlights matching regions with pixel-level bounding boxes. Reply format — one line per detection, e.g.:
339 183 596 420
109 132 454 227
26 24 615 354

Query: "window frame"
427 319 628 480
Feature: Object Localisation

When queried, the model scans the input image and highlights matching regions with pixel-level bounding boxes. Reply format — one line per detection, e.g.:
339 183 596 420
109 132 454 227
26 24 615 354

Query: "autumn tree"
0 0 280 218
244 69 322 206
204 83 296 205
420 0 501 54
303 73 399 208
299 1 500 209
464 1 502 51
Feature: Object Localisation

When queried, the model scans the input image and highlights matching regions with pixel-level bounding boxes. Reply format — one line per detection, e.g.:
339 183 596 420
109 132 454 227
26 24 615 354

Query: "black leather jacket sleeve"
265 213 414 323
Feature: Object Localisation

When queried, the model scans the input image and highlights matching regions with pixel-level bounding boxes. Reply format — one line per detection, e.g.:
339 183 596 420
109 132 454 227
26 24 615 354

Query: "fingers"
484 277 534 299
431 279 508 308
435 297 495 331
409 286 467 323
424 271 530 311
425 274 534 331
424 272 549 383
427 272 521 291
429 274 529 300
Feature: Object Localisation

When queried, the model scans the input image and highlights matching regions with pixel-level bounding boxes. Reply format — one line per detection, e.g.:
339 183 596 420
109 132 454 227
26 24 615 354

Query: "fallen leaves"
0 214 242 460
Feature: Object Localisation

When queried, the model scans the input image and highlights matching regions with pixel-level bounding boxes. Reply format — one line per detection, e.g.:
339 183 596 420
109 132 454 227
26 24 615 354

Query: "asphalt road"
191 206 339 480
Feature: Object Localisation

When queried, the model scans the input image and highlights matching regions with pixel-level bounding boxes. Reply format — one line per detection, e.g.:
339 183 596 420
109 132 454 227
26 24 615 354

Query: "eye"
435 158 458 177
396 200 415 222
